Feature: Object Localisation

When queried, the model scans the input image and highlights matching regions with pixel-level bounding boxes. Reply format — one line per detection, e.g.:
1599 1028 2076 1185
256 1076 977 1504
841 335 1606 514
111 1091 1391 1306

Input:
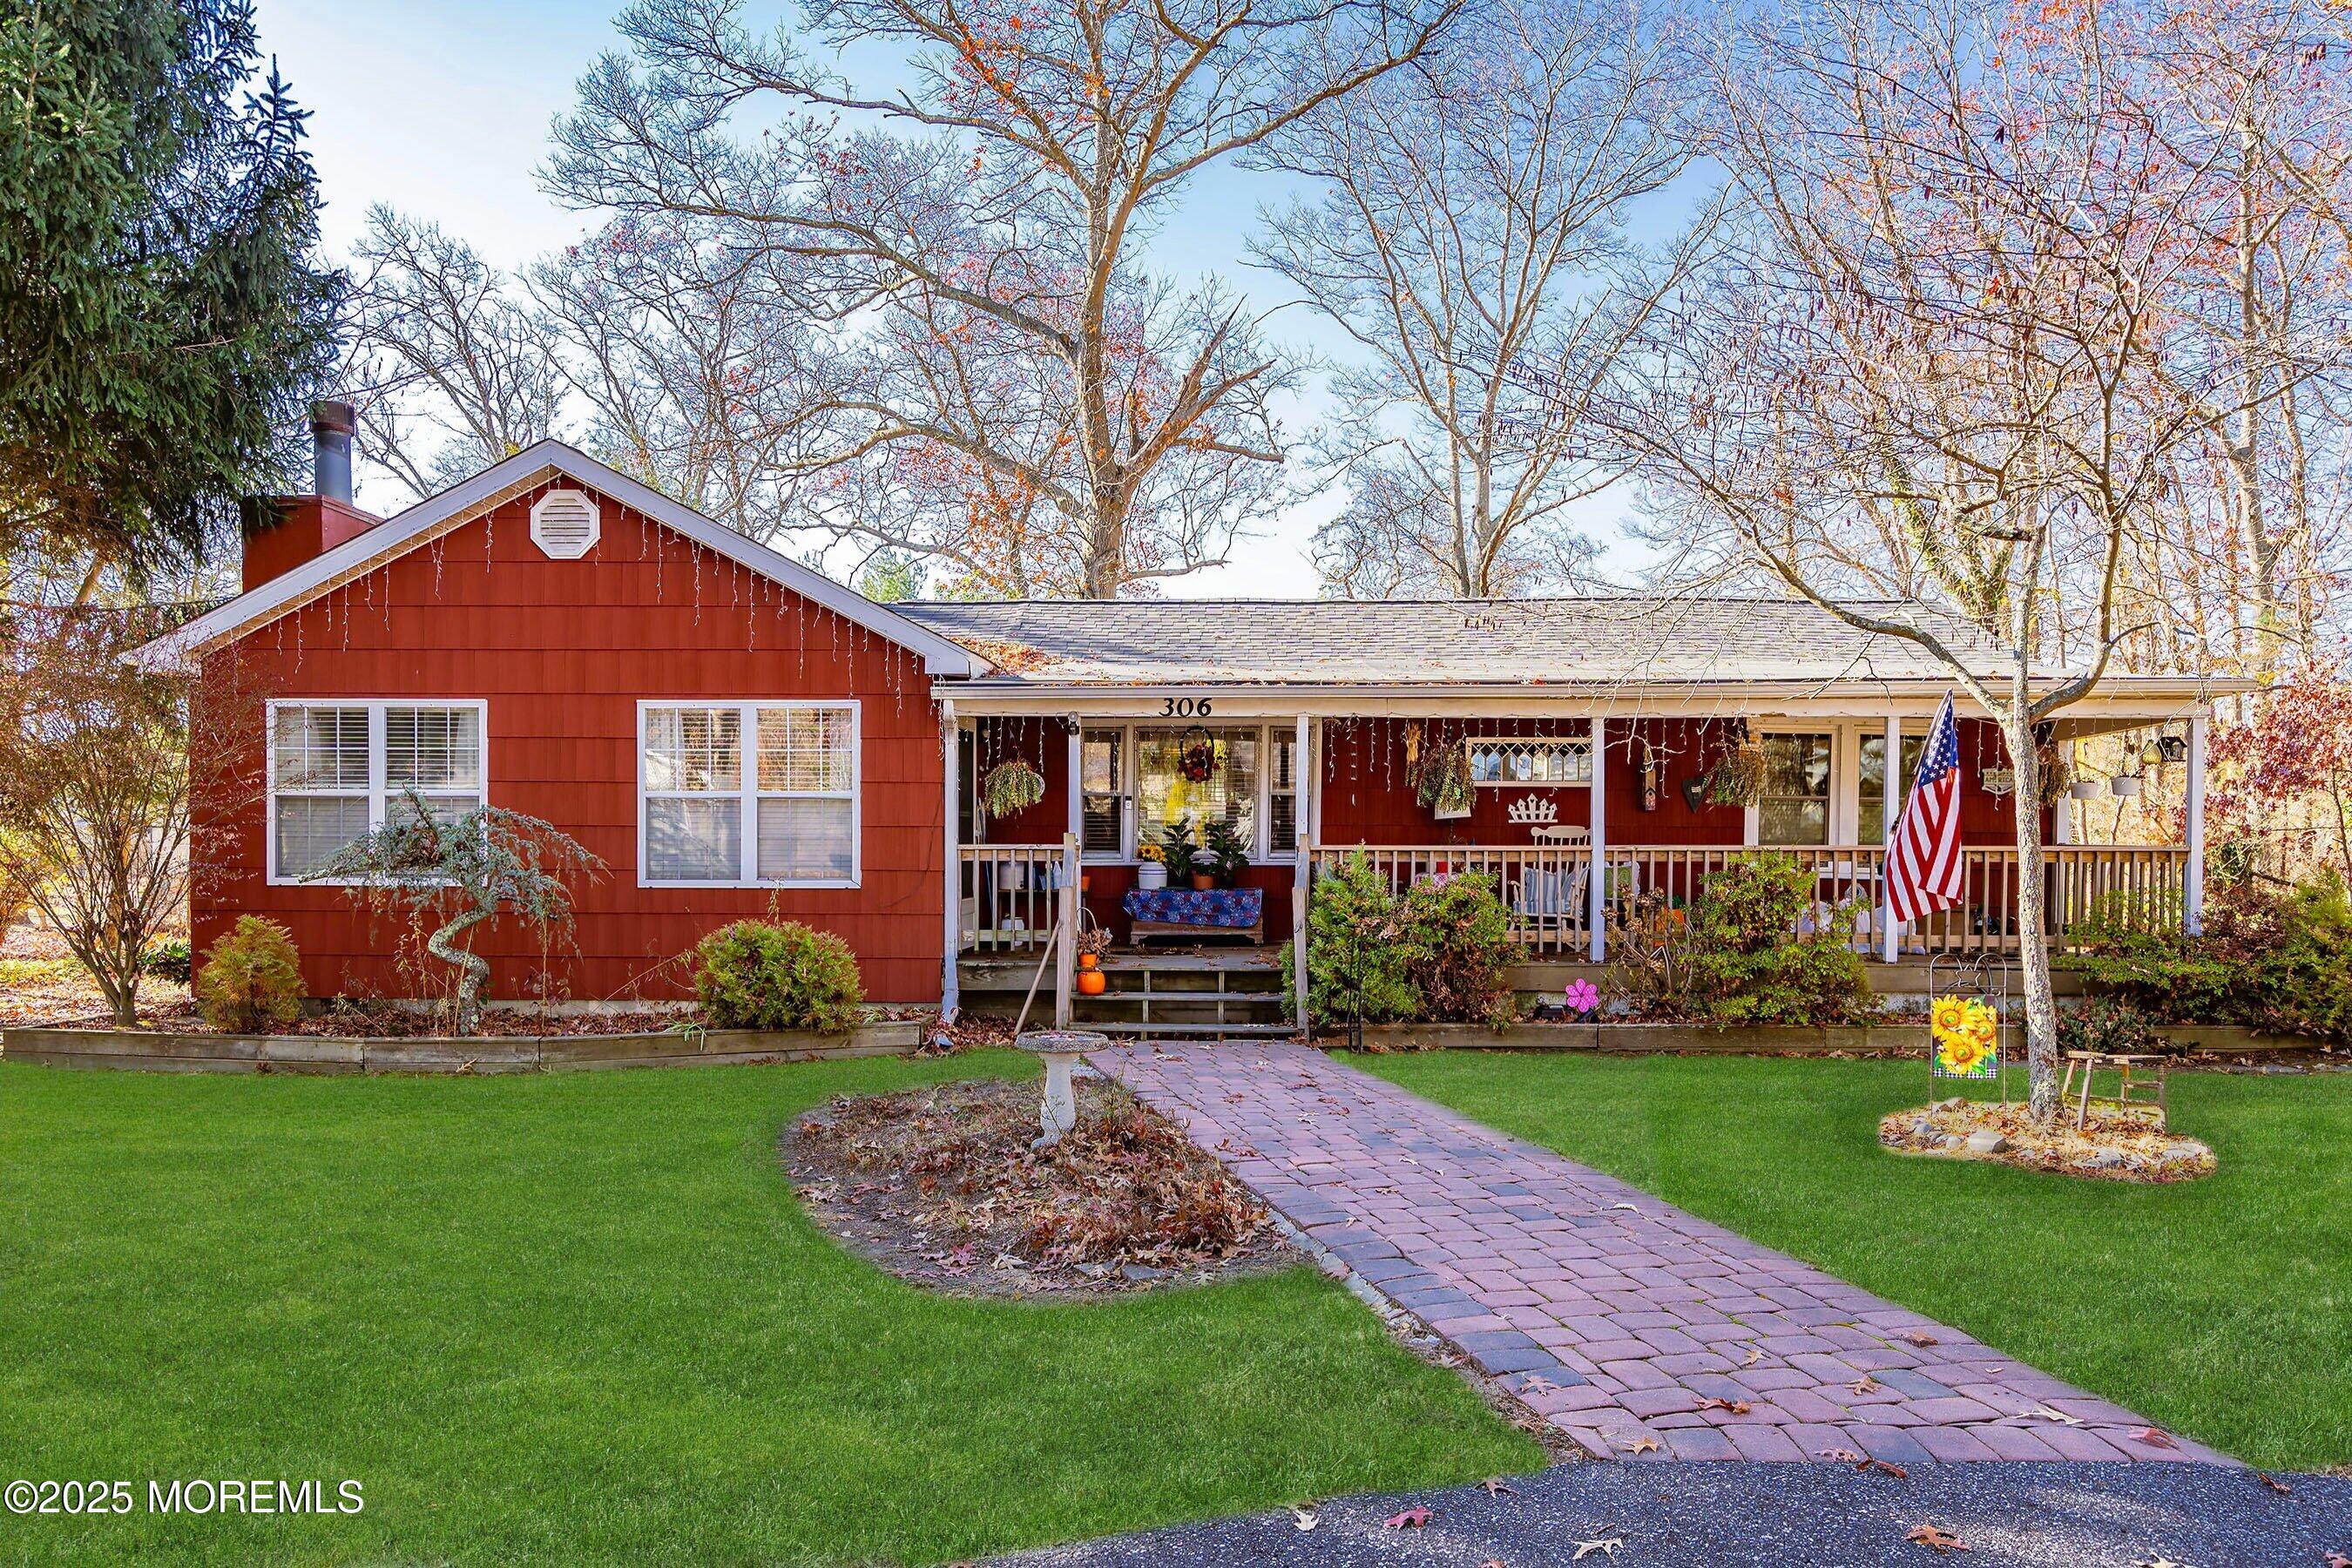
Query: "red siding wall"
1317 717 1750 846
193 482 947 1004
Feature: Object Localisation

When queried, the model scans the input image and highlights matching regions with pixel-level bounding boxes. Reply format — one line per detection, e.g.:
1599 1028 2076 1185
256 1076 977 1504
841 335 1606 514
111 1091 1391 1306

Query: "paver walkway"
1094 1040 2234 1468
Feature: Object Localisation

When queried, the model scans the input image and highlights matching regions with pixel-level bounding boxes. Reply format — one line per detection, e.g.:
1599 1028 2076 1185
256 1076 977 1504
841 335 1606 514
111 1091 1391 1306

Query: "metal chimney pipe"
310 400 357 504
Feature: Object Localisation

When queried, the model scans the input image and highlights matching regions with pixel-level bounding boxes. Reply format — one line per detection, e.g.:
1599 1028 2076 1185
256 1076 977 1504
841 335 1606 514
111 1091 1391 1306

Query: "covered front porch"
942 690 2210 1016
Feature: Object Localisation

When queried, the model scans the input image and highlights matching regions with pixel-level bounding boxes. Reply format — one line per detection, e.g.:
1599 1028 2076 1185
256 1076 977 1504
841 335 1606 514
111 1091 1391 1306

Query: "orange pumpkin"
1076 968 1107 997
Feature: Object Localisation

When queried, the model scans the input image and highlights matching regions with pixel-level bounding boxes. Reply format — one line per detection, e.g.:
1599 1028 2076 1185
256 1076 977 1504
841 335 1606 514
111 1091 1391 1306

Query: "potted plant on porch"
1201 814 1249 889
1136 841 1168 890
1159 820 1207 889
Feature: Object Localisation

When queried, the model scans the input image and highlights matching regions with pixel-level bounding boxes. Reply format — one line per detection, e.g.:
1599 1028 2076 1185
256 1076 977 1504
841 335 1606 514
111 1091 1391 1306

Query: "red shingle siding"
192 481 946 1004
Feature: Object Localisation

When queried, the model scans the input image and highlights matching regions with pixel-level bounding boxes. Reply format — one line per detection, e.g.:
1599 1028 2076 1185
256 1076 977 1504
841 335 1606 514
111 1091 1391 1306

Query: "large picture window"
640 702 857 886
1135 727 1259 855
269 701 485 881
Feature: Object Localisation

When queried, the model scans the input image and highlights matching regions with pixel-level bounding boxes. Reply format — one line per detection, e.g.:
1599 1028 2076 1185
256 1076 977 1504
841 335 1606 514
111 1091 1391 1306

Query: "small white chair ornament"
1507 794 1590 845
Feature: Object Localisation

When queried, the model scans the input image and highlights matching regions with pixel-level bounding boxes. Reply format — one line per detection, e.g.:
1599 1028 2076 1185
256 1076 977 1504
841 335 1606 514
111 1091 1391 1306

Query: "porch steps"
956 943 1291 1036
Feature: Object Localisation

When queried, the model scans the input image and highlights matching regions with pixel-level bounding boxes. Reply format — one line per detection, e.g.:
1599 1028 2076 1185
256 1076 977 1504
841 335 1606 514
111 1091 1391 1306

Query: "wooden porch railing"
957 843 1069 952
1307 843 2191 958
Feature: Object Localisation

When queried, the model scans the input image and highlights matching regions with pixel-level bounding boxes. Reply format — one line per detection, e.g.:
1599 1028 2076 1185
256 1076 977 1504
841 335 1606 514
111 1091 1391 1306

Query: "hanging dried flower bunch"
980 759 1045 821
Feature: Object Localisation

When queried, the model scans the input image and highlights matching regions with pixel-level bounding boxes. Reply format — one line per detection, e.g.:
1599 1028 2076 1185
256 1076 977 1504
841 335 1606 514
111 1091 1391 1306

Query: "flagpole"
1882 713 1901 964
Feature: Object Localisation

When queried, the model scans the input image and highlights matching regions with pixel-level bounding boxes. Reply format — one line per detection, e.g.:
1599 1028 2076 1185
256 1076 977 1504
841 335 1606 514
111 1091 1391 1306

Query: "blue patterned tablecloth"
1123 888 1264 928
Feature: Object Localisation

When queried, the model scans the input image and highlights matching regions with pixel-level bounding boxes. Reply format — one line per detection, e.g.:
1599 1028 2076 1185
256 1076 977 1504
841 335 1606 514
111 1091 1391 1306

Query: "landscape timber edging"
1338 1021 2312 1056
0 1020 924 1075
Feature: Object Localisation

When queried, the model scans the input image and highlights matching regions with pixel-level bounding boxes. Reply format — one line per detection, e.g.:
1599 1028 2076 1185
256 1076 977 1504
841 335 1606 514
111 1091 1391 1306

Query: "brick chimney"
242 401 382 591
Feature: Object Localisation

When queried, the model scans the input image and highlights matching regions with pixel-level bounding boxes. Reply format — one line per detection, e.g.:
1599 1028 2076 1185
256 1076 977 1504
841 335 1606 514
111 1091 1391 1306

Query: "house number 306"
1161 696 1213 717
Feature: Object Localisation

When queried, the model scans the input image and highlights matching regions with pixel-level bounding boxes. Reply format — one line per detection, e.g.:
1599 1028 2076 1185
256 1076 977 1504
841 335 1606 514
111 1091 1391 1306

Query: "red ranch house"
142 430 2231 1017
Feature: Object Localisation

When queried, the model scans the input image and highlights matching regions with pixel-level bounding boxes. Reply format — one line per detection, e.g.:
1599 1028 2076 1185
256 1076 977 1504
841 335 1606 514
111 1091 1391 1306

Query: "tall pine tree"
0 0 340 590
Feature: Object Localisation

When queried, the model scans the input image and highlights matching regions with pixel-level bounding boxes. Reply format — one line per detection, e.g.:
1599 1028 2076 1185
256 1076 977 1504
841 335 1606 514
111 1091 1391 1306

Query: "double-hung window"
641 702 858 886
1757 732 1833 845
268 701 486 881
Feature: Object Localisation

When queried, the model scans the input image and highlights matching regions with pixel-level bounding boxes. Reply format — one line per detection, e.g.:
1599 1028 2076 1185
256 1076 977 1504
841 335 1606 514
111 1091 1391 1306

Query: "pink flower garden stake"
1564 979 1600 1017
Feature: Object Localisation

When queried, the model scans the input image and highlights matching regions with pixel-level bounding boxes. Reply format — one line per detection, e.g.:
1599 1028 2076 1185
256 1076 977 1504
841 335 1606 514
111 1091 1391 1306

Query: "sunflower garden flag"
1930 994 2000 1080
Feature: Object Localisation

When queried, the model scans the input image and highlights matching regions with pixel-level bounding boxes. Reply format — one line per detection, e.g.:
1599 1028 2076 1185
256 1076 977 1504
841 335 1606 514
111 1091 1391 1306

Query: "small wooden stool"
2059 1051 2167 1131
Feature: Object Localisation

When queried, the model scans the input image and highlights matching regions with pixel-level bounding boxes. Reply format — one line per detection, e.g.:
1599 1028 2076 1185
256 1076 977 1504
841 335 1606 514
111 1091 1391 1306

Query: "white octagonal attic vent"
529 489 600 559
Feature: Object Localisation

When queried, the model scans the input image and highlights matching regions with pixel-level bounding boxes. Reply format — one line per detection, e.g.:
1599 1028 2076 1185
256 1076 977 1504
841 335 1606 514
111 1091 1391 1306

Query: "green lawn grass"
0 1052 1537 1566
1349 1051 2352 1471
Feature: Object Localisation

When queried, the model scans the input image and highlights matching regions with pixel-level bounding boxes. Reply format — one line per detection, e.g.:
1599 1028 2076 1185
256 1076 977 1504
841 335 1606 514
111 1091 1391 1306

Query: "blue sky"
253 0 1642 598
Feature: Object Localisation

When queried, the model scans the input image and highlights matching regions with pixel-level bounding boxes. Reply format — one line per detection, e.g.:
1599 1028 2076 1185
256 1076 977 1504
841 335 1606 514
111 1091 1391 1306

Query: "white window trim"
636 700 862 889
264 699 490 886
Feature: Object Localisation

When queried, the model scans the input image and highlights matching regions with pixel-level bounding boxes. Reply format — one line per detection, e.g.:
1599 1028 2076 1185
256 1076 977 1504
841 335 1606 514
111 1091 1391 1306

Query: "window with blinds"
641 702 857 885
269 703 485 880
1268 730 1299 851
1136 727 1259 855
1079 730 1124 854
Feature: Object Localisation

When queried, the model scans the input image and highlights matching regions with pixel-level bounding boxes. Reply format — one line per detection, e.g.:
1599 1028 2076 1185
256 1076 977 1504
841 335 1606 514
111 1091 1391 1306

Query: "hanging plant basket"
1415 735 1473 819
979 759 1045 821
1706 744 1767 808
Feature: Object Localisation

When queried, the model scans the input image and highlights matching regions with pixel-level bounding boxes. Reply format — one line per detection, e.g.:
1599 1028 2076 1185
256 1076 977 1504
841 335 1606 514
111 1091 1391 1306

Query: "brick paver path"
1095 1040 2233 1467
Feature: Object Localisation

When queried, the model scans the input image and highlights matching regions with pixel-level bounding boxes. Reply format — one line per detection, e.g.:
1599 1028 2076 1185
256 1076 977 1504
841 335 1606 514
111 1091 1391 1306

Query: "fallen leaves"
1617 1434 1663 1455
2023 1405 2084 1425
1383 1506 1431 1531
2254 1471 2293 1496
1820 1449 1907 1477
1849 1375 1882 1396
1696 1396 1754 1415
1740 1346 1765 1368
1482 1477 1517 1497
1820 1448 1865 1463
1573 1539 1625 1561
2129 1427 2178 1450
1907 1522 1969 1553
2324 1554 2350 1568
1901 1330 1941 1347
1288 1505 1316 1531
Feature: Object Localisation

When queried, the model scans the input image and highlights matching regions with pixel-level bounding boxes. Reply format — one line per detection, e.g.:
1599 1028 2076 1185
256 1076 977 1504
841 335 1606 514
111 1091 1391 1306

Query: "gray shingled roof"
896 597 2065 687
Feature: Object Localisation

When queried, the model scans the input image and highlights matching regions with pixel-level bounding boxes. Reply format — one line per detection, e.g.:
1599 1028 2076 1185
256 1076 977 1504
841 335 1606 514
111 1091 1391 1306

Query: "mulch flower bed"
784 1076 1298 1299
1878 1098 2217 1182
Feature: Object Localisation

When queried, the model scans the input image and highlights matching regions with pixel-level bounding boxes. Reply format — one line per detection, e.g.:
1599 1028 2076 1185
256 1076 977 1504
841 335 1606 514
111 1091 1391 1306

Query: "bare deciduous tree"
530 217 838 547
546 0 1462 597
0 607 257 1026
1612 0 2336 1119
1254 0 1707 598
340 206 568 502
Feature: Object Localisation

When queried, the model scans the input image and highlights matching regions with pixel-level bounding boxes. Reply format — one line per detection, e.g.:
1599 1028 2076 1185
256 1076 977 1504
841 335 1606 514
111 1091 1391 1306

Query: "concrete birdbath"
1011 1030 1110 1150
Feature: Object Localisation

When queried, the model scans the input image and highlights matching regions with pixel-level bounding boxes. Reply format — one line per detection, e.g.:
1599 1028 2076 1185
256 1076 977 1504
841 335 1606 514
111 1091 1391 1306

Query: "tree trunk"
429 907 495 1035
2003 700 2060 1122
1081 488 1128 599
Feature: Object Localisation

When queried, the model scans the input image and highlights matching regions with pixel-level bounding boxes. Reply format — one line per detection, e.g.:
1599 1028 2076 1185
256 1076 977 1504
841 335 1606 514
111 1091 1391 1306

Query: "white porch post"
1588 714 1608 962
940 699 961 1020
1066 718 1084 850
1881 713 1901 963
1055 829 1078 1028
2186 713 2207 936
1294 713 1312 1031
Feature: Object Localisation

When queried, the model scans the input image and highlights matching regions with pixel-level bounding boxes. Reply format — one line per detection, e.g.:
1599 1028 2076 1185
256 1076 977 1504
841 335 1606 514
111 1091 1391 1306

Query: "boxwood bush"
691 920 866 1032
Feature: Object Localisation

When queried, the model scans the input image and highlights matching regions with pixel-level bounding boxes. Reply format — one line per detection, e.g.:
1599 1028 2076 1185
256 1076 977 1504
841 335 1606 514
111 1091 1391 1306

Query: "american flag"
1887 693 1965 924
